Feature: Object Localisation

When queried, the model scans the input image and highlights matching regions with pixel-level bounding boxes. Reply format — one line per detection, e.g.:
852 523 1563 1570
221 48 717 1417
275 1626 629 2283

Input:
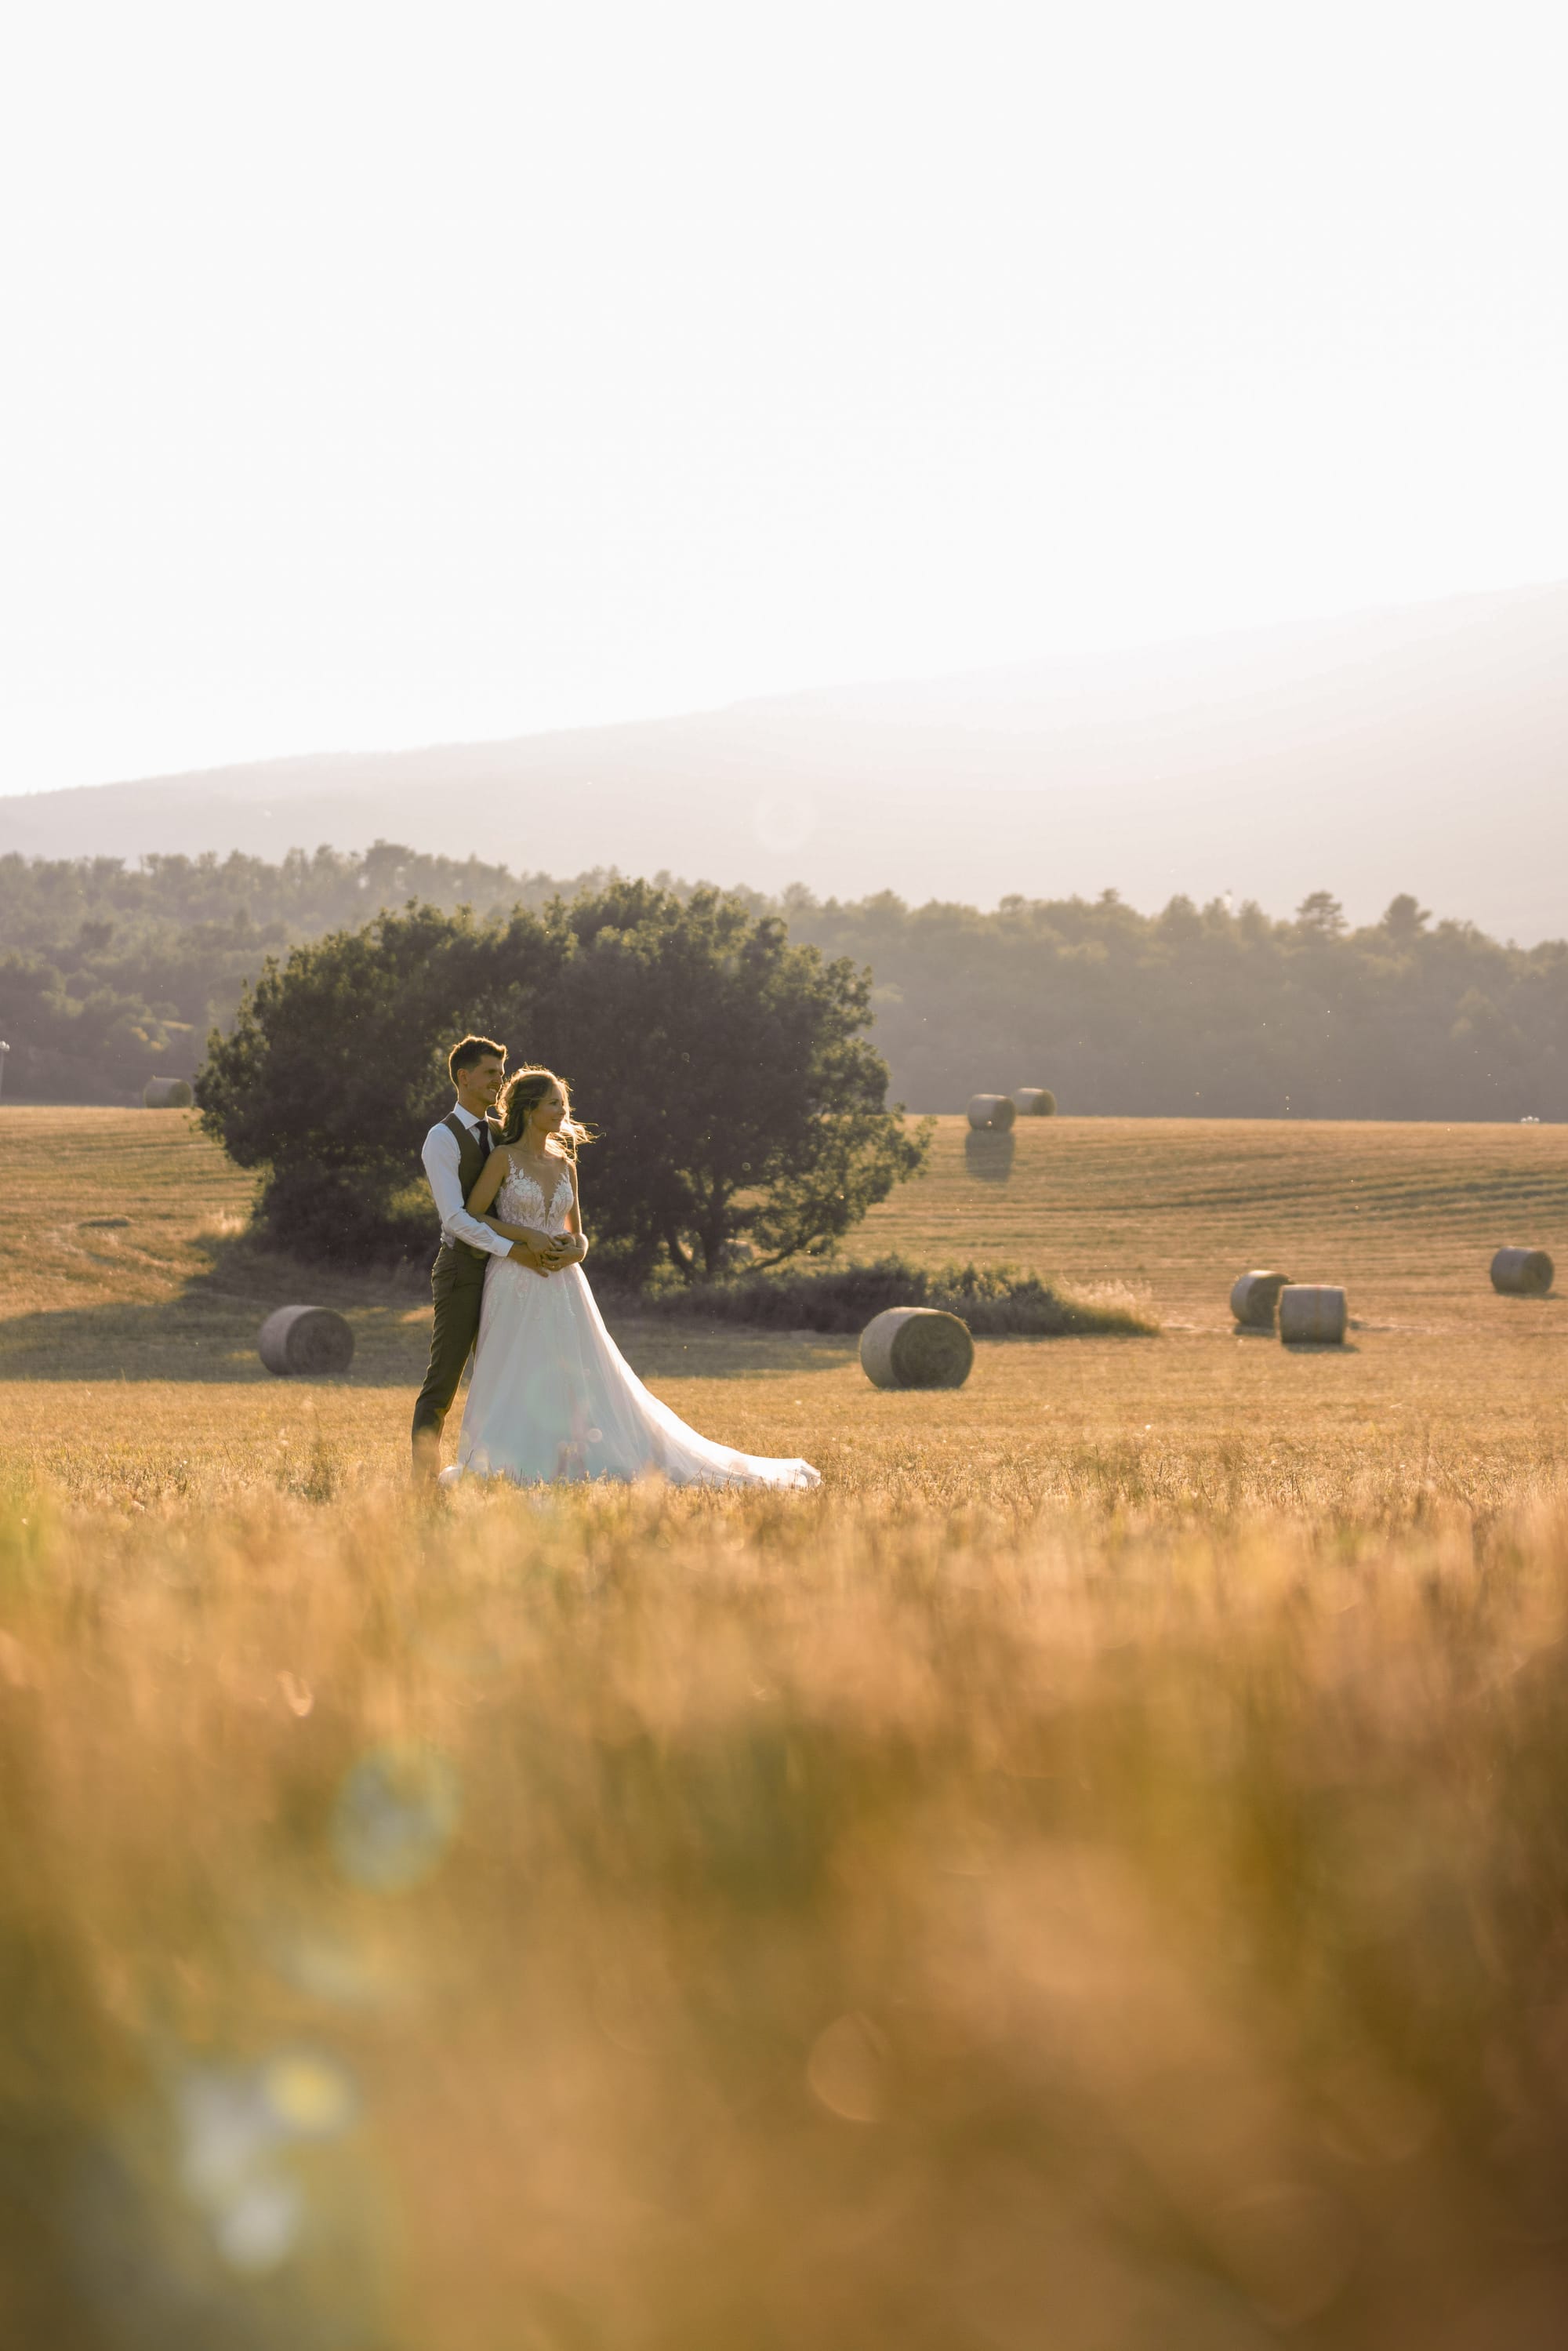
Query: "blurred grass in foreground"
5 1468 1568 2349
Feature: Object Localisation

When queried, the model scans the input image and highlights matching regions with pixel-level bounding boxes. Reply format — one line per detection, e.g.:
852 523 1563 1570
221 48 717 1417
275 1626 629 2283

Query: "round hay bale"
1490 1245 1554 1296
966 1093 1017 1132
859 1306 975 1390
258 1305 355 1377
143 1077 194 1109
1230 1270 1290 1330
1278 1285 1347 1346
1011 1088 1057 1117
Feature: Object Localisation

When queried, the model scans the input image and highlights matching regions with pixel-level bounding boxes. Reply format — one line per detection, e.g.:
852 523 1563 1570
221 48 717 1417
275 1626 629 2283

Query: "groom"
411 1034 563 1481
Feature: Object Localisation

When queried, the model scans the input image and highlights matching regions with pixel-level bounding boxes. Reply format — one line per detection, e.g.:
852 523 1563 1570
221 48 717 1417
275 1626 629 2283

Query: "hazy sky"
5 0 1566 795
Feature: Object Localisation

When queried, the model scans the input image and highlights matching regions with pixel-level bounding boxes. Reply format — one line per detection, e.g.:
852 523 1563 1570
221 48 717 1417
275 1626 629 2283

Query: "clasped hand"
516 1228 586 1277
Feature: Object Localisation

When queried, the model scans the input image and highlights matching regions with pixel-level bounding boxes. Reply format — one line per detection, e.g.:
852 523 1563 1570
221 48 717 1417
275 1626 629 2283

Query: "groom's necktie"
474 1120 492 1161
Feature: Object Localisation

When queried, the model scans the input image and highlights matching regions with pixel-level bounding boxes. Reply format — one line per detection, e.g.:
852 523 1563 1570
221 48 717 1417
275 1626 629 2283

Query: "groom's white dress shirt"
422 1105 514 1259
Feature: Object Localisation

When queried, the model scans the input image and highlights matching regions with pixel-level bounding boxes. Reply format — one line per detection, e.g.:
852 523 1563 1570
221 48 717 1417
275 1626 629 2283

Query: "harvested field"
2 1106 1563 1503
5 1104 1568 2347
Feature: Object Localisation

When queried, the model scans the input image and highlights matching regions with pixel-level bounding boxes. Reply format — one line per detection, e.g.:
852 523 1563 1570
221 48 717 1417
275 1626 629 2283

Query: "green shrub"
626 1253 1157 1335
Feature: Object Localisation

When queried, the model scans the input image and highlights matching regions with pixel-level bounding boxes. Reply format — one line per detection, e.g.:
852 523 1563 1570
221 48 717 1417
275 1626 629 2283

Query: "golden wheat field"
3 1104 1568 2349
3 1105 1566 1504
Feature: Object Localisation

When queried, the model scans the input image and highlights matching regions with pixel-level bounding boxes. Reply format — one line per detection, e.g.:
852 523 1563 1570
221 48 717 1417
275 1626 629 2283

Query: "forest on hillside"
0 846 600 1110
2 845 1564 1120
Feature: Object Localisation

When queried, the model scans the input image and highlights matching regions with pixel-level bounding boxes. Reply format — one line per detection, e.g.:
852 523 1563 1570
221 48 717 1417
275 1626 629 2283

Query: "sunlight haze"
5 0 1567 797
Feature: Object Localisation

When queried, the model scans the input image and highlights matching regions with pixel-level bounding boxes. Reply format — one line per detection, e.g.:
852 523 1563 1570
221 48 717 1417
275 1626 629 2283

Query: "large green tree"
536 882 928 1277
196 881 927 1277
195 900 564 1260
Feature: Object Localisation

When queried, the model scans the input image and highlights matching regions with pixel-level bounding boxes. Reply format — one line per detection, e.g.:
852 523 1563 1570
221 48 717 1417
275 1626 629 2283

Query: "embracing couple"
411 1036 819 1492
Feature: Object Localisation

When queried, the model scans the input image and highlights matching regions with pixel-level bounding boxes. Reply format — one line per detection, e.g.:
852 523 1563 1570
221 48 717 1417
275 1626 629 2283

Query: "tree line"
791 885 1568 1121
3 844 1565 1121
0 845 610 1105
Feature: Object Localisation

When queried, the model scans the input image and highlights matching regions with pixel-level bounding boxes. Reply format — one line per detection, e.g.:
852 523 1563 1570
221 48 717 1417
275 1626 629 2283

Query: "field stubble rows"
0 1106 1564 1504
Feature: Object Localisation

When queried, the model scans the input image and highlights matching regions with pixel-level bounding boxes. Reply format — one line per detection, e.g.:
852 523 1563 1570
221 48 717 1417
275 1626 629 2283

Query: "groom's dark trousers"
412 1110 494 1455
411 1245 488 1451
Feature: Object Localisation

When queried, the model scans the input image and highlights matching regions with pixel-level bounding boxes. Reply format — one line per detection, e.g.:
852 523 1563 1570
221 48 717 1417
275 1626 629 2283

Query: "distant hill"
5 583 1567 940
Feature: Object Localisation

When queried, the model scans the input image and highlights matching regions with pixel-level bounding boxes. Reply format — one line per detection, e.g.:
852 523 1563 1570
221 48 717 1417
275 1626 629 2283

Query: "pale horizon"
5 0 1568 801
2 572 1561 801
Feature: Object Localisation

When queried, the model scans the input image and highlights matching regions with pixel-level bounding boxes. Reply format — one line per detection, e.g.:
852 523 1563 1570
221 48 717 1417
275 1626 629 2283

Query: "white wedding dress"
441 1158 820 1489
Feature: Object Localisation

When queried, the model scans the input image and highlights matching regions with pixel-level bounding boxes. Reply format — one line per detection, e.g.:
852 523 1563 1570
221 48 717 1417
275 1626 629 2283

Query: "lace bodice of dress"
495 1157 574 1236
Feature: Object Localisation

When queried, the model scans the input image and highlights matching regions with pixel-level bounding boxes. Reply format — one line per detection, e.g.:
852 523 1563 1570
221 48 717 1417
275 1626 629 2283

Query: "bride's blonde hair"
495 1066 593 1157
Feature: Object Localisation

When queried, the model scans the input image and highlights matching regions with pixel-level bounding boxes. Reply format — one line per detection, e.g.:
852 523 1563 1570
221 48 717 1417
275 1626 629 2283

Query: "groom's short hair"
448 1034 506 1081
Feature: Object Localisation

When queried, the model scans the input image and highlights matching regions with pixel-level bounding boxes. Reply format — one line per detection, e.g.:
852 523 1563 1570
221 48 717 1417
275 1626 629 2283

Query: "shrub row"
622 1254 1157 1336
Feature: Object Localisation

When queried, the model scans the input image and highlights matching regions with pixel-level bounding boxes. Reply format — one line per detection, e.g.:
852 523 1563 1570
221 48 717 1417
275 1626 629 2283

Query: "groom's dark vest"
440 1111 496 1272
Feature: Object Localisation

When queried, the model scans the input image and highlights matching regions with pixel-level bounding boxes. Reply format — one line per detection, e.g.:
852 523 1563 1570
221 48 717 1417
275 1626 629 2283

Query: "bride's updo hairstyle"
495 1066 594 1157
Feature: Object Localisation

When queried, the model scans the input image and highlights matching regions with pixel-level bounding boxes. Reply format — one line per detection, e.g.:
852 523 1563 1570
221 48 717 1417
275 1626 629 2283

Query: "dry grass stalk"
5 1472 1568 2347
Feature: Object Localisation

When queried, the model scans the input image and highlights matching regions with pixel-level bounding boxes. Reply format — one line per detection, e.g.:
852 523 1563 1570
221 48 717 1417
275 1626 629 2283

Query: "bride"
439 1066 820 1489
